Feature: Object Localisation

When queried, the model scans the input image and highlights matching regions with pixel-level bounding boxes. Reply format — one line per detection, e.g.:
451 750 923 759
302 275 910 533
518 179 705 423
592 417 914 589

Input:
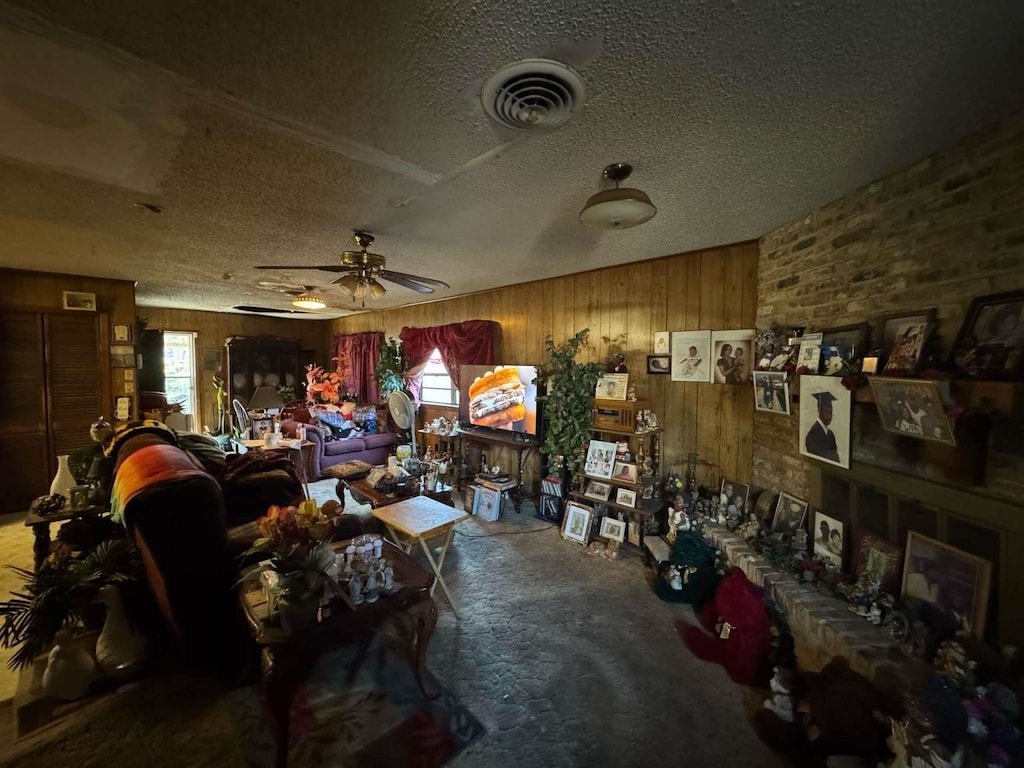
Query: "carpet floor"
0 481 786 767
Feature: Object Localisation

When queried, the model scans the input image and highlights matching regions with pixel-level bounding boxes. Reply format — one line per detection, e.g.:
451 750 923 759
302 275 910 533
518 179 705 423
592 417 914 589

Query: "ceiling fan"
256 232 450 304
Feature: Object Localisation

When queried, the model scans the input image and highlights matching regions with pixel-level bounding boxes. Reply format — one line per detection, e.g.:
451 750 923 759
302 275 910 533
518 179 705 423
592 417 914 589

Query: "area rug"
225 640 484 768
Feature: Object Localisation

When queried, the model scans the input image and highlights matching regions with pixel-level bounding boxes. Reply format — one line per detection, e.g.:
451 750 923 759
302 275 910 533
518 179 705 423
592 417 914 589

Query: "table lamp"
247 385 284 413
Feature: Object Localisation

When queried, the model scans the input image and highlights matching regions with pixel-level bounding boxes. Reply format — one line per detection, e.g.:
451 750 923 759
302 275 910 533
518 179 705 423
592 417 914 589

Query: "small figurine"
763 666 795 722
349 573 364 605
626 383 637 401
667 566 683 591
612 353 627 373
382 560 395 591
868 603 883 625
364 570 379 604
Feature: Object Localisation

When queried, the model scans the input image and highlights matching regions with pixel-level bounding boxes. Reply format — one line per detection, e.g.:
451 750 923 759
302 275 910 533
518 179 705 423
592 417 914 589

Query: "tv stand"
456 428 539 513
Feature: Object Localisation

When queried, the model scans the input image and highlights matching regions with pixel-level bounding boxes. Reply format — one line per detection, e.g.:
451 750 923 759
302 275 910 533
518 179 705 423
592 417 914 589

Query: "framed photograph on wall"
615 487 637 508
811 510 844 570
671 330 712 382
868 377 955 446
647 355 671 374
584 479 612 502
950 290 1024 379
798 375 852 469
112 324 131 343
771 492 808 534
752 371 790 415
710 329 755 384
62 291 97 311
562 502 593 545
599 516 627 542
584 440 617 479
902 532 992 637
653 331 670 355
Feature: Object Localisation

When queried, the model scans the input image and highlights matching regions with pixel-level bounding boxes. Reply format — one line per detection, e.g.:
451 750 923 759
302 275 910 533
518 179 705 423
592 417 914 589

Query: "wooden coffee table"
372 496 469 619
345 477 454 509
239 539 437 768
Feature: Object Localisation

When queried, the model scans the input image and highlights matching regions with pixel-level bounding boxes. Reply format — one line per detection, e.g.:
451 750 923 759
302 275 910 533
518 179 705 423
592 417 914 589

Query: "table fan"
388 390 418 459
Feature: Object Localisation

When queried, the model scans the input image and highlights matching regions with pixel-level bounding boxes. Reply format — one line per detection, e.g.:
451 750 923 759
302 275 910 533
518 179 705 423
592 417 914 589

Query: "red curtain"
399 320 498 401
332 331 383 403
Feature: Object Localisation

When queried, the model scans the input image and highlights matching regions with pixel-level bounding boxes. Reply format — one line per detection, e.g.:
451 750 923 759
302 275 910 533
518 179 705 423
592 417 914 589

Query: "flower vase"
49 455 77 499
42 629 95 701
95 584 147 675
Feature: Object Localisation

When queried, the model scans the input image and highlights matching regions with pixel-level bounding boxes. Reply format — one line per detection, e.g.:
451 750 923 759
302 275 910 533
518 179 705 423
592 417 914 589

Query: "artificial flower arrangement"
305 351 353 408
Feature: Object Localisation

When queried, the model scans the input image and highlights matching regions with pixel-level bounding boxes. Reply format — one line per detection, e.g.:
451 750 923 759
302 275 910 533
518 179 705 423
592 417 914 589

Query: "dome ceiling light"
291 290 327 310
578 163 657 230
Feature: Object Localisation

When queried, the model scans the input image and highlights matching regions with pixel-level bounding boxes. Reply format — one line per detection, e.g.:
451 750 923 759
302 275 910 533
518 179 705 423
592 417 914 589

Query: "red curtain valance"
332 331 383 404
399 320 498 399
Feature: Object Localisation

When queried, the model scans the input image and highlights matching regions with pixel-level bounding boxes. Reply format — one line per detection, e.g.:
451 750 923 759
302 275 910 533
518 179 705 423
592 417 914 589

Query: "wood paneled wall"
141 307 328 432
0 268 136 420
330 241 759 492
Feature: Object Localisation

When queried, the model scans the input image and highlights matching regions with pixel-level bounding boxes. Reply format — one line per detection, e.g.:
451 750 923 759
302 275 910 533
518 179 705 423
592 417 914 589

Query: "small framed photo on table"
611 461 638 484
771 492 808 535
595 373 629 400
584 440 617 479
562 502 593 545
615 488 637 508
599 516 626 542
584 479 612 502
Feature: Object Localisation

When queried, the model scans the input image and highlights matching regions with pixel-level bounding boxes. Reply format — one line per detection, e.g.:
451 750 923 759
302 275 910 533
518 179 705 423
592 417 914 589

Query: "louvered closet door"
0 313 50 513
45 314 102 458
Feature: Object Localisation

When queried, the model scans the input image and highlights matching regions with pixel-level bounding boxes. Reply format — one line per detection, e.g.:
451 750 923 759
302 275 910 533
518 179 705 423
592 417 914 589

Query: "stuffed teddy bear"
682 567 773 684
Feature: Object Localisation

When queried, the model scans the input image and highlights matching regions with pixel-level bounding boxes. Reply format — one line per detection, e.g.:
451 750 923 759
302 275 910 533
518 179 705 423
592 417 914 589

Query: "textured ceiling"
1 0 1023 318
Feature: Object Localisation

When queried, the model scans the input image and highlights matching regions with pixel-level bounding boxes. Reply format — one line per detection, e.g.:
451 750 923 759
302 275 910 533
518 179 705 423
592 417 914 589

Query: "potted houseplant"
375 336 410 402
536 329 604 476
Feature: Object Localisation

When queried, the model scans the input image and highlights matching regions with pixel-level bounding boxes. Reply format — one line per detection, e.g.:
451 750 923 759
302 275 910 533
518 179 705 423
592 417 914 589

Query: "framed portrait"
752 371 790 415
811 510 844 570
771 492 808 535
611 461 638 484
584 479 612 502
710 329 755 384
950 290 1024 379
251 416 274 438
671 330 712 383
902 532 992 638
647 355 671 374
62 290 97 311
719 478 750 518
798 375 851 469
653 331 670 355
112 324 131 343
822 322 870 361
562 502 593 545
854 532 902 595
881 321 933 376
202 348 224 372
583 439 617 479
868 377 956 446
472 486 502 521
797 333 823 374
599 516 627 542
595 373 629 400
615 487 637 508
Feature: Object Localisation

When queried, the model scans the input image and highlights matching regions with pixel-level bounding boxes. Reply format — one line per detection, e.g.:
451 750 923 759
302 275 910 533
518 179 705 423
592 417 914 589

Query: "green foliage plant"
375 336 410 402
536 329 603 475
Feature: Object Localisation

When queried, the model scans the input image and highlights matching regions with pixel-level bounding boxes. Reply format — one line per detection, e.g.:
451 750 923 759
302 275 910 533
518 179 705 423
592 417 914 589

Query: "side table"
23 505 107 571
241 439 316 496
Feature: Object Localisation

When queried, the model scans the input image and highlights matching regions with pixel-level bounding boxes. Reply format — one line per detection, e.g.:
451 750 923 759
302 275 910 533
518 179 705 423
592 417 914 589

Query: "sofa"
281 417 398 478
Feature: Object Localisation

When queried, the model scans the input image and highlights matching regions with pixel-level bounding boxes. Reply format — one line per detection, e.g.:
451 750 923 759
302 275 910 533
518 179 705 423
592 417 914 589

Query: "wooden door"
45 314 102 458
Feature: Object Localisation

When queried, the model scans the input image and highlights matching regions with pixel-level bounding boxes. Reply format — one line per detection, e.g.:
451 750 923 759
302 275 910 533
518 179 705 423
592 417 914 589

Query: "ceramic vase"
49 455 77 499
42 629 95 701
95 584 146 674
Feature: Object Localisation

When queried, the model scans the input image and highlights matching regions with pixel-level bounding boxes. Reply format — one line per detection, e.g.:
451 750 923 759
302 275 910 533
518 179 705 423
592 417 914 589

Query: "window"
163 331 198 418
419 348 459 406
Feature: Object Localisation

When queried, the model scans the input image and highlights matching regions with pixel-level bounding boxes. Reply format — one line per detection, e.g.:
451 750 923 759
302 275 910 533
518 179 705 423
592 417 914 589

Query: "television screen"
458 364 539 435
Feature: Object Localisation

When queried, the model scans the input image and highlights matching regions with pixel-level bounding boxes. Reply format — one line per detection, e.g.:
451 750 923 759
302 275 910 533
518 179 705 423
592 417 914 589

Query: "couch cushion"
322 459 373 480
324 437 367 456
363 433 398 450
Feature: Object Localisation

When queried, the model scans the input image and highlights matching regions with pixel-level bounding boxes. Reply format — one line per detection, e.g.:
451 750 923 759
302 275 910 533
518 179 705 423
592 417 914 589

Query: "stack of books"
541 476 563 497
474 474 517 492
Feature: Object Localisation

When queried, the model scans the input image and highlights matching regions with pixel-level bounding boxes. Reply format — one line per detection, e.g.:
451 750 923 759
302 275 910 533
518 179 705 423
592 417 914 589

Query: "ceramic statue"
42 629 95 701
95 584 146 674
349 573 364 605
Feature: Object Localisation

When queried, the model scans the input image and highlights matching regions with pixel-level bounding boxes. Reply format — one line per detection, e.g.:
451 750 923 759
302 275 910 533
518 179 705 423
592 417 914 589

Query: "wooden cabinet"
225 335 306 409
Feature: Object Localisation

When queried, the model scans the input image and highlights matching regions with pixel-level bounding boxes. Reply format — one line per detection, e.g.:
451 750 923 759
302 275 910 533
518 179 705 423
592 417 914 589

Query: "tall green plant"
375 336 409 402
536 329 603 474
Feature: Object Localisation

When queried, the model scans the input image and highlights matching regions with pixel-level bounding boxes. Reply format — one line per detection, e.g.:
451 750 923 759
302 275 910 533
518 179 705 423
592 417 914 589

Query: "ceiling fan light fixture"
367 278 387 298
353 280 367 299
337 275 360 296
291 291 326 310
579 163 657 230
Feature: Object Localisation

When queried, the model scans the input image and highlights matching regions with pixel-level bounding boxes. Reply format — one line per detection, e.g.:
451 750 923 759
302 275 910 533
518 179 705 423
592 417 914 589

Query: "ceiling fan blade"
256 265 353 273
377 273 436 294
233 305 315 315
378 269 450 289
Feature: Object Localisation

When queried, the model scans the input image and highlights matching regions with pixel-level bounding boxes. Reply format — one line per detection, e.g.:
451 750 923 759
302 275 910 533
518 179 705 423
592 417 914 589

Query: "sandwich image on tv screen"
459 364 538 435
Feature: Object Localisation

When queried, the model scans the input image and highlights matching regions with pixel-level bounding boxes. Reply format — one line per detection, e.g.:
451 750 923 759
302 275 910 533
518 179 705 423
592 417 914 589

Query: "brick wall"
753 110 1024 500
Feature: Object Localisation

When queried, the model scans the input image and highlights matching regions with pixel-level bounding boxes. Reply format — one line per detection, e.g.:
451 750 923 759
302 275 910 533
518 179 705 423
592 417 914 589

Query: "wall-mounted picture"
752 371 790 415
612 461 638 484
112 324 131 343
868 377 956 446
562 502 594 545
719 479 750 518
671 330 712 383
798 375 852 469
584 439 618 479
62 290 96 311
950 290 1024 380
202 348 224 372
812 510 844 570
797 333 823 373
902 532 992 637
114 395 132 422
599 516 627 542
882 321 932 376
771 492 808 535
595 373 629 400
584 479 612 502
854 532 902 595
711 329 755 384
653 331 670 355
615 487 637 508
647 355 671 374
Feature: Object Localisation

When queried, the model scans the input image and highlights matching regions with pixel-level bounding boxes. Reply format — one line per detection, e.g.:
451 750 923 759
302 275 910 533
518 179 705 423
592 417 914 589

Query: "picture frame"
718 479 750 518
878 309 936 372
615 487 637 508
868 377 956 446
798 375 852 469
771 492 808 534
710 329 756 384
62 290 97 312
112 323 131 343
114 394 132 422
811 510 844 570
671 330 712 383
611 461 638 484
562 501 593 545
473 486 502 521
797 332 823 374
626 520 641 546
950 290 1024 379
584 479 612 502
584 439 618 479
251 416 274 438
881 320 933 376
854 532 902 595
595 373 629 400
646 355 671 375
752 371 790 415
902 532 992 638
599 516 627 542
653 331 670 355
820 323 870 374
202 348 224 372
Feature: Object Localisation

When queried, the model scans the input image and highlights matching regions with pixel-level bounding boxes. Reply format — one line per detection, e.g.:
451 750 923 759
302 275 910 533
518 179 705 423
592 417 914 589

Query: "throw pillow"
323 460 374 480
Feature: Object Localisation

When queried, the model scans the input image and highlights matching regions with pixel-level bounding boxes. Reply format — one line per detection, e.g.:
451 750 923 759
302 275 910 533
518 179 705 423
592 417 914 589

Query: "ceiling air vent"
481 58 585 132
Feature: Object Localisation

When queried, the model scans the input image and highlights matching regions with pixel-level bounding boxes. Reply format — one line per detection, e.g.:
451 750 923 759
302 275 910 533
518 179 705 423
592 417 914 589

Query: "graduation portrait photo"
798 375 851 469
